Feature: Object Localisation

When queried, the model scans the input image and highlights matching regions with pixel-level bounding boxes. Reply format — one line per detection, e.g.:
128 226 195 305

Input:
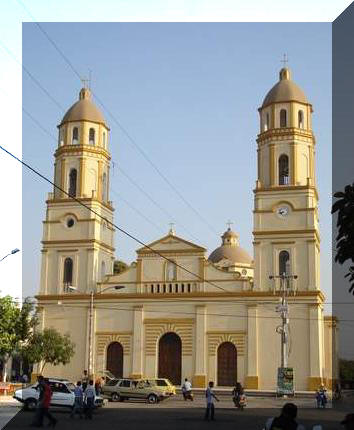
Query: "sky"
20 22 332 305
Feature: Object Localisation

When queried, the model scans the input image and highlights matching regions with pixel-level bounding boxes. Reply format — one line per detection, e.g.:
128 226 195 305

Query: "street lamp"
88 285 125 378
0 248 20 262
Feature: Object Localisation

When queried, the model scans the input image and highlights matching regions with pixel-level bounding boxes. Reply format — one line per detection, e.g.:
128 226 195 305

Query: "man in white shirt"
181 378 193 401
204 381 219 421
84 380 95 420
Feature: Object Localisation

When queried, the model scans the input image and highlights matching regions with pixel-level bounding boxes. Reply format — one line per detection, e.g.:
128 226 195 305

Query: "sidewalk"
0 396 19 407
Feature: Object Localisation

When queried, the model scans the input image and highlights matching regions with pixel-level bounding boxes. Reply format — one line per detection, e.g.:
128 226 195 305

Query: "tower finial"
226 220 234 230
81 76 89 89
281 53 288 68
169 223 176 235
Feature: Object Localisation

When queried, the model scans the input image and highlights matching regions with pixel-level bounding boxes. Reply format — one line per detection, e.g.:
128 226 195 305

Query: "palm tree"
332 183 354 294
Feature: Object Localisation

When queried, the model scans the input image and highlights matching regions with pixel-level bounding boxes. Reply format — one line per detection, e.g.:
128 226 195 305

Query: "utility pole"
269 271 297 395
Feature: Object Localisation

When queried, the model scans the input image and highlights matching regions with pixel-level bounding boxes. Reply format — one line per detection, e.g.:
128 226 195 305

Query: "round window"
67 218 75 228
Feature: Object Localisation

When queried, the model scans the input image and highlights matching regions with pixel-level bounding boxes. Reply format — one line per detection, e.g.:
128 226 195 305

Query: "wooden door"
158 332 181 385
217 342 237 386
106 342 123 378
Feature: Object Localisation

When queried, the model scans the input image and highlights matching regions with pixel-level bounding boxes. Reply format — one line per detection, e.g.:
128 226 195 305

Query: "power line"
37 301 351 324
0 41 65 112
16 0 218 236
1 37 205 246
110 189 164 235
117 166 201 242
0 144 230 294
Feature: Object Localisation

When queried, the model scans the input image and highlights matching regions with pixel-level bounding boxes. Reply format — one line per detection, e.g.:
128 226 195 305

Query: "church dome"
262 68 308 108
208 228 252 265
59 88 108 127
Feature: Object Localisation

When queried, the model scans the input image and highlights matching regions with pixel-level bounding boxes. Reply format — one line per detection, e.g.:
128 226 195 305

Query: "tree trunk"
2 355 9 382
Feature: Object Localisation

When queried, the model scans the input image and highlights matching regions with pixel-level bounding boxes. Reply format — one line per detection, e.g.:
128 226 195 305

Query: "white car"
13 378 105 411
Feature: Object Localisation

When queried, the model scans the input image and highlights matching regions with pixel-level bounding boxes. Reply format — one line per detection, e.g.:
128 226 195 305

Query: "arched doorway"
158 332 181 385
106 342 123 378
217 342 237 387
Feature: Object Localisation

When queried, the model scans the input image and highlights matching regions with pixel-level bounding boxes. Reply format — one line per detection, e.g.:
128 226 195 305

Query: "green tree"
0 296 37 381
113 259 128 274
21 328 75 374
332 183 354 294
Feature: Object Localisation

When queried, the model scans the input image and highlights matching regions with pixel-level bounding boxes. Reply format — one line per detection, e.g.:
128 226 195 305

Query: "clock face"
276 206 289 217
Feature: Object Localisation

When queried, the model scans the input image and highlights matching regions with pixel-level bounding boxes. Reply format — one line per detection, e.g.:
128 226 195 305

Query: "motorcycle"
233 393 247 410
183 390 194 401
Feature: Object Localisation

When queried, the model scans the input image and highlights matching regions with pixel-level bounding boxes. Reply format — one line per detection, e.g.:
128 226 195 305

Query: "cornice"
54 144 111 160
36 289 325 302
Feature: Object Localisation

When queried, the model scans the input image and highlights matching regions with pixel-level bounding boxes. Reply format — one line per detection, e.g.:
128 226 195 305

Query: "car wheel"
147 394 158 404
24 398 37 411
111 392 120 402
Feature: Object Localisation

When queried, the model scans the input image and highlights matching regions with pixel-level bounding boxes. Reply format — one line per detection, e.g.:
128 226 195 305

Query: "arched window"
278 155 289 185
63 258 73 286
280 109 287 127
102 172 107 201
103 132 106 149
279 250 290 276
58 128 64 147
298 110 304 128
101 261 106 281
89 128 95 145
69 169 77 197
264 112 270 131
72 127 79 144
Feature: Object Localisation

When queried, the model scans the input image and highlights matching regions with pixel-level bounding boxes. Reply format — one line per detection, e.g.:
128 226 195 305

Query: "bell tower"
39 87 115 295
253 67 320 292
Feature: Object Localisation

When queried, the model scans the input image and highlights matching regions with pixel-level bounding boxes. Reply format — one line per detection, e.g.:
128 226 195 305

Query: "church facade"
37 68 338 391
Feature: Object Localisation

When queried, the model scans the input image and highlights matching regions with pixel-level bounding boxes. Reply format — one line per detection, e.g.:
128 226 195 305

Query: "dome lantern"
208 227 253 268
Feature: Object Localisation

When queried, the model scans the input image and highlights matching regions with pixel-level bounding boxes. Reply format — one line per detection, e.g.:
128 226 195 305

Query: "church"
36 66 338 391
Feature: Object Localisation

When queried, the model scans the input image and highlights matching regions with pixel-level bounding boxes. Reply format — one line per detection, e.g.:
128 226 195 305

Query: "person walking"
181 378 193 401
84 379 95 420
41 378 57 427
82 370 89 391
263 403 305 430
204 381 219 421
31 376 45 427
70 381 84 419
32 377 57 428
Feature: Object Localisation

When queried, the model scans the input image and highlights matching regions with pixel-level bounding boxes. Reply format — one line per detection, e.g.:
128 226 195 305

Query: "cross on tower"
81 77 89 89
281 53 288 68
226 220 234 230
169 223 176 234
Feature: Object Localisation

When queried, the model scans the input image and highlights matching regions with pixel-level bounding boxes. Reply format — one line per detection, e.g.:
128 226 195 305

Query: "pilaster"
193 305 206 387
308 305 324 390
269 144 275 186
131 306 144 378
245 304 259 389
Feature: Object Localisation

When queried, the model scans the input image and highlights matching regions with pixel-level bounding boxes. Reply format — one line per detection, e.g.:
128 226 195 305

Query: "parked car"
13 378 105 411
146 378 176 396
102 378 170 403
95 369 118 383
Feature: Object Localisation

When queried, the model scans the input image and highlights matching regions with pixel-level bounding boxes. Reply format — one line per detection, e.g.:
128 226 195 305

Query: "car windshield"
104 370 116 379
66 383 76 392
107 379 119 386
156 380 168 386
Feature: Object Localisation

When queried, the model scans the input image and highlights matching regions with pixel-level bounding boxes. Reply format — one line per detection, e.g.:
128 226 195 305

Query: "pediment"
137 233 206 255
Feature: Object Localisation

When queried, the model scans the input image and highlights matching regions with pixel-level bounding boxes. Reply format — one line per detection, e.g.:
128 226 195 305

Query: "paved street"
1 395 353 430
